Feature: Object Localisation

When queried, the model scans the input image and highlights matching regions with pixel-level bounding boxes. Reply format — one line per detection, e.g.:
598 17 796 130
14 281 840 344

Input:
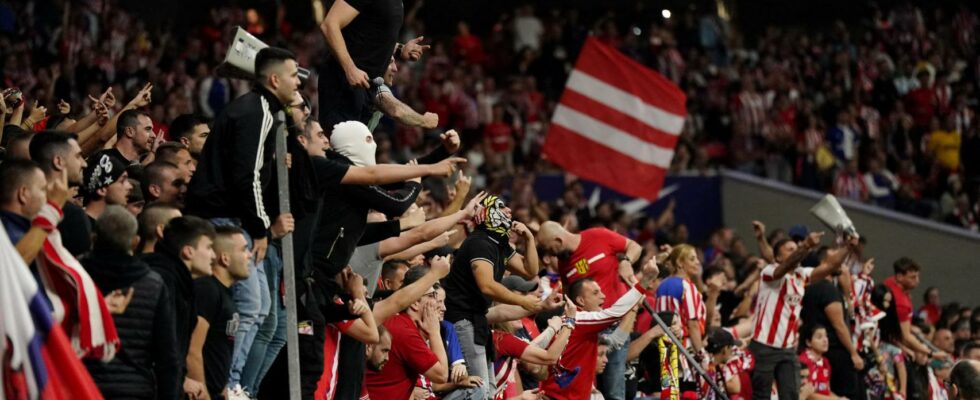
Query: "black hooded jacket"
141 242 197 376
82 247 180 399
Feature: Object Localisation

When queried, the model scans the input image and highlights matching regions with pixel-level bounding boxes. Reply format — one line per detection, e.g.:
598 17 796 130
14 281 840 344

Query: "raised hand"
430 255 452 279
751 220 766 240
342 268 367 300
511 221 532 240
26 101 47 125
400 203 426 229
420 301 440 334
129 83 153 108
401 36 431 61
804 231 825 249
563 296 577 319
440 129 460 152
348 298 370 316
57 99 70 115
431 157 467 177
463 191 486 219
421 112 438 129
104 287 135 314
46 168 70 207
100 87 116 108
547 316 562 332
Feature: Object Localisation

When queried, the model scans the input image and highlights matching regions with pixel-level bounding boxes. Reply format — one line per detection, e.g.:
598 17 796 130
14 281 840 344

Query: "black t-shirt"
340 0 404 79
194 276 238 398
800 279 848 349
443 229 515 344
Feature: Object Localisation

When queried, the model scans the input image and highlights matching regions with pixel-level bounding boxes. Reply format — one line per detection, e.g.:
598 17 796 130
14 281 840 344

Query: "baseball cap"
705 327 741 354
788 224 809 241
502 275 538 293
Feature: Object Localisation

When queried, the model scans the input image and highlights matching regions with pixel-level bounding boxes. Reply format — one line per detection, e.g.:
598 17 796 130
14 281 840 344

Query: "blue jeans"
598 327 629 400
453 319 492 399
211 218 271 389
239 242 286 394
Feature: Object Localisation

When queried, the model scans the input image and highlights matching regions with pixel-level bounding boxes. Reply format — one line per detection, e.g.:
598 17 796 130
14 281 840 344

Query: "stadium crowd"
1 0 980 400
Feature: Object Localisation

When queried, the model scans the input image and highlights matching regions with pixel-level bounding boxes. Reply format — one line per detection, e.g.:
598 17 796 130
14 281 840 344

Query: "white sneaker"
227 384 251 400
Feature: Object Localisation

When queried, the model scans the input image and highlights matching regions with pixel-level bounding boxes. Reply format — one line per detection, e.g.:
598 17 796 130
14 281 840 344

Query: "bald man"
536 221 642 400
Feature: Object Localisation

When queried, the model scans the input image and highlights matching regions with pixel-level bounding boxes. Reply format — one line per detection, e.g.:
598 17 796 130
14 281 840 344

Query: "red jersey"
654 276 705 348
540 284 647 400
799 351 832 395
751 264 813 349
365 313 440 400
314 318 355 399
559 228 630 308
884 277 913 323
492 331 531 400
484 122 513 153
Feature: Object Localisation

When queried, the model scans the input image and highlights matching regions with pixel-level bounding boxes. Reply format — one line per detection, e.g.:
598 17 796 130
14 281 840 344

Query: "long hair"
665 244 697 276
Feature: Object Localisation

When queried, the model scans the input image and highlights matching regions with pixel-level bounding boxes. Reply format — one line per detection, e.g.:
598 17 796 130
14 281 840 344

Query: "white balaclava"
330 121 377 166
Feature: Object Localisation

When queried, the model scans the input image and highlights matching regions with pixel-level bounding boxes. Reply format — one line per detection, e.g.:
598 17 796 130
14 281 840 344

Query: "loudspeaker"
216 27 310 80
810 194 858 238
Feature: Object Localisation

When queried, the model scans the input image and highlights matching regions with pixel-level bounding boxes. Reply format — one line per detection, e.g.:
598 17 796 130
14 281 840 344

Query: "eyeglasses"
422 291 438 299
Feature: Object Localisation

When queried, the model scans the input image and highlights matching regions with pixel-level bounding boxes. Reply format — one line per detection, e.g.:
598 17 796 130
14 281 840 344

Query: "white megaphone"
810 194 858 239
216 27 310 81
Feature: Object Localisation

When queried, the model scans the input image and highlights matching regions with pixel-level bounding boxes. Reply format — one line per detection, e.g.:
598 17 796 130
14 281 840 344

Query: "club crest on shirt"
574 258 589 275
786 293 803 306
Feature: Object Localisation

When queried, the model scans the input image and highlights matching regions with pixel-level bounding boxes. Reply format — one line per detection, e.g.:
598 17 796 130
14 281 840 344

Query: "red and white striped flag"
544 37 687 200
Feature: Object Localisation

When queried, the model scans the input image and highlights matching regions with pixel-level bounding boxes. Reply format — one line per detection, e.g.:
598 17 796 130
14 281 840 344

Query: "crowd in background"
2 0 980 400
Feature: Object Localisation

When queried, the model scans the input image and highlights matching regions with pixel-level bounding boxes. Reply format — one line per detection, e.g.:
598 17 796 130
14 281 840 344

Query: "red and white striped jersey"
654 276 705 348
751 264 813 349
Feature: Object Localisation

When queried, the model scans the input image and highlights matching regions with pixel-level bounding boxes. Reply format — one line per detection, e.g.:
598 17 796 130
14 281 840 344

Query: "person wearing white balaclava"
330 121 378 167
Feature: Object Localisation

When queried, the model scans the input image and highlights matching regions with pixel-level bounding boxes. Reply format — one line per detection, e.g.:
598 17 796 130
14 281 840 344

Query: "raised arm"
506 222 539 279
618 238 643 285
340 157 466 185
752 220 774 263
770 232 822 281
372 256 451 323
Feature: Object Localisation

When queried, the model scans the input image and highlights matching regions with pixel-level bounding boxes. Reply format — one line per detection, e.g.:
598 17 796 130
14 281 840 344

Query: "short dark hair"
401 264 431 290
950 360 980 399
255 47 296 80
137 202 179 245
94 205 138 252
962 341 980 358
116 109 149 139
141 161 179 200
381 260 410 280
155 142 189 163
893 257 921 275
0 159 42 204
703 266 726 282
772 239 794 260
29 130 78 173
213 225 245 254
161 216 216 255
168 114 209 141
3 127 32 160
568 278 595 307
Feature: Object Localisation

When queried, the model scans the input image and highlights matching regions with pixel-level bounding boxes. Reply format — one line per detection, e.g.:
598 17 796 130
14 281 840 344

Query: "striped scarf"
32 202 119 362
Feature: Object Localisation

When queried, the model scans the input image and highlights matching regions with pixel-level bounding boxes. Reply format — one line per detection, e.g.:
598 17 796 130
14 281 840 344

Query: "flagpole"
273 111 302 400
644 300 729 400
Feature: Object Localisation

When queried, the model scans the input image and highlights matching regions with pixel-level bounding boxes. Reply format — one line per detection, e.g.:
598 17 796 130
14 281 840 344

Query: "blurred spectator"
83 205 180 399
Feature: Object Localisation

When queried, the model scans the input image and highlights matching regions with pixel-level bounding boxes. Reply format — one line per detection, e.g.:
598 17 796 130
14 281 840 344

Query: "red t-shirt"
314 318 355 399
884 277 913 323
559 228 629 308
540 285 646 400
365 313 440 400
492 331 531 400
483 122 513 153
799 351 832 395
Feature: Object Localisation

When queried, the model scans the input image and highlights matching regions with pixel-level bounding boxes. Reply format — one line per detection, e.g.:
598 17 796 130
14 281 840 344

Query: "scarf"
33 201 119 362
